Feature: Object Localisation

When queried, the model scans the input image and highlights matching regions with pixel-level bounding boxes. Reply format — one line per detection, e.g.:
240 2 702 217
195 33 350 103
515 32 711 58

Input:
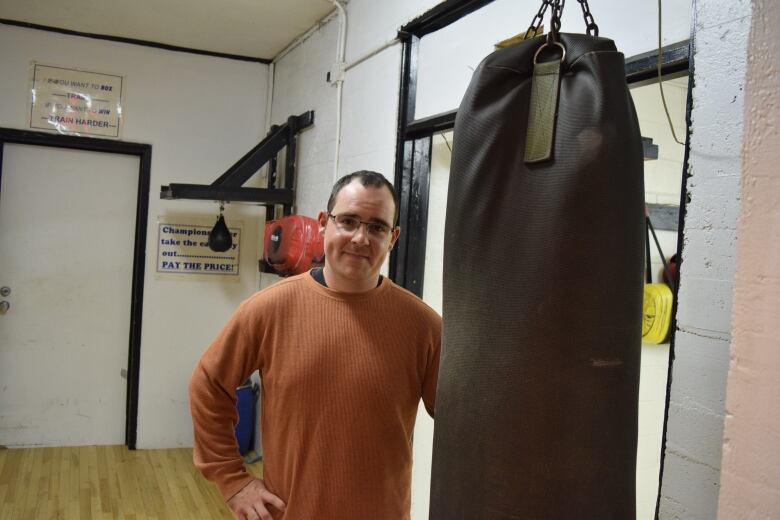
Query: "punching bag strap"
522 0 600 163
524 41 565 163
523 0 565 164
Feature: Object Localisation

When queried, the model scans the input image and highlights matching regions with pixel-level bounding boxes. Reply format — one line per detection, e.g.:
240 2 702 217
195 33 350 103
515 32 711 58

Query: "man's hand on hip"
228 478 286 520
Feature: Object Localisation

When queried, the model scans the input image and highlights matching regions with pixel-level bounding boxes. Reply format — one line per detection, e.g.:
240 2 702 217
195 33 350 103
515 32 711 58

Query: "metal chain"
577 0 599 36
526 0 599 41
549 0 565 41
524 0 553 40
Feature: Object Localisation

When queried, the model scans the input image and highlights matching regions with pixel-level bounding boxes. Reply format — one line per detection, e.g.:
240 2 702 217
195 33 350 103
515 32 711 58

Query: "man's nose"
350 223 370 245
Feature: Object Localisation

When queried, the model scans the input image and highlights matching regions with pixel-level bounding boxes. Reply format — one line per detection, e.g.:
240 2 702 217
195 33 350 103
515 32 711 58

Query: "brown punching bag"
430 3 645 519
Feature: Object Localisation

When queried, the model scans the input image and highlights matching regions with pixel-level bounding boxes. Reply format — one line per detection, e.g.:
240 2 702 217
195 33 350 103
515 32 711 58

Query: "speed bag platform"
430 33 645 519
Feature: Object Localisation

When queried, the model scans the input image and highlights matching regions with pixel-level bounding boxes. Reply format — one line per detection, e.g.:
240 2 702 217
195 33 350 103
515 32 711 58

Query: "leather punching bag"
430 29 645 520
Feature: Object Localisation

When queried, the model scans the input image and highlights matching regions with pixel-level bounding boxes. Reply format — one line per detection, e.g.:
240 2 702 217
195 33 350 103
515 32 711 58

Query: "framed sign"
29 63 124 138
157 220 241 277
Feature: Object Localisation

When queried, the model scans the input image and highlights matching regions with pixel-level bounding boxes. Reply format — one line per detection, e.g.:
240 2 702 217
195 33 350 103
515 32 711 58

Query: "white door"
0 143 138 447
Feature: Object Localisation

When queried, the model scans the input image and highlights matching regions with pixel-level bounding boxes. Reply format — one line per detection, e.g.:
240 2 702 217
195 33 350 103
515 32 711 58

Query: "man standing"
189 171 442 520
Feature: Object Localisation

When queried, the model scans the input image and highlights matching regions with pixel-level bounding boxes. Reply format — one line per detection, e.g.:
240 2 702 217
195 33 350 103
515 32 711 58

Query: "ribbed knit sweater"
189 272 441 519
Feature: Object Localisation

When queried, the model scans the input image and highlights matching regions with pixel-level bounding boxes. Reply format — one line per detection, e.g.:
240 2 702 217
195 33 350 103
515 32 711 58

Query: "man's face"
318 180 400 292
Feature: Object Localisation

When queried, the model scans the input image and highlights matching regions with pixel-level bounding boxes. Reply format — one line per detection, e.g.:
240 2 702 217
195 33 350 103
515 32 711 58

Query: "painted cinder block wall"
658 1 752 518
717 0 780 517
269 0 441 219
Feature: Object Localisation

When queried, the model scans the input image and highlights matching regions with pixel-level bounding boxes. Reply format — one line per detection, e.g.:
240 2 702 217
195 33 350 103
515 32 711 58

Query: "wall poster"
29 63 124 138
157 220 242 278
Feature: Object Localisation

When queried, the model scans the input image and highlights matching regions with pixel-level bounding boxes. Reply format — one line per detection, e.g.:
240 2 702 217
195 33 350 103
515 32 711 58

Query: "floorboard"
0 445 262 519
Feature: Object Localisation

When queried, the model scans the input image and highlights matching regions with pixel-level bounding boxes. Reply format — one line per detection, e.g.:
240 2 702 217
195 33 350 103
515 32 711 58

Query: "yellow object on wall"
642 283 673 344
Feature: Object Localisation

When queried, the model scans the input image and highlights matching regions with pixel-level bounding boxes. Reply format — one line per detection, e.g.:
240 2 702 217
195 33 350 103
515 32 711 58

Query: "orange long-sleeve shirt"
189 272 441 519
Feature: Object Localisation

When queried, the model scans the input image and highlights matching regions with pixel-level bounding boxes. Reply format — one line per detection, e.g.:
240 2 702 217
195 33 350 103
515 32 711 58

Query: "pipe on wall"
329 0 347 183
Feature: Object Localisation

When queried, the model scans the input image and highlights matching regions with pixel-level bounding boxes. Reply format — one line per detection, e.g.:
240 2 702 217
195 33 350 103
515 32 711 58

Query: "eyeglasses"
327 213 392 238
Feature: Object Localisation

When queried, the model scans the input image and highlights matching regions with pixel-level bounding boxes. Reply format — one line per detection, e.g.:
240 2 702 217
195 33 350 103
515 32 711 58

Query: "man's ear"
317 211 328 235
389 226 401 251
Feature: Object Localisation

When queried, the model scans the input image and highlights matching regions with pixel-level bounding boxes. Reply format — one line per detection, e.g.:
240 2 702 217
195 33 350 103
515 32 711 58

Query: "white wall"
269 20 339 218
633 76 689 206
659 0 752 518
0 24 270 448
269 4 418 218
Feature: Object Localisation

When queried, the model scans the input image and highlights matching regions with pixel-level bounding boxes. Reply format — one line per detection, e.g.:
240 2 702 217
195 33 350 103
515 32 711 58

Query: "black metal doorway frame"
0 127 151 450
391 0 692 298
390 0 497 296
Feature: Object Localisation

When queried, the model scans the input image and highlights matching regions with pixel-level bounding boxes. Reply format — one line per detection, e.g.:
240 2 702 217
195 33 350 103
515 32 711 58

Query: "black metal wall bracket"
160 111 314 215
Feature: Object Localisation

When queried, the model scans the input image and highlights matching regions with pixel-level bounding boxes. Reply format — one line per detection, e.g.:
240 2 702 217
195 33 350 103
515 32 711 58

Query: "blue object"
235 384 255 456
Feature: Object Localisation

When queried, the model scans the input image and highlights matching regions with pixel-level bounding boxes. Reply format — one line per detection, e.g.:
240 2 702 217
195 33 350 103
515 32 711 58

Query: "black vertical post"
284 119 297 216
404 136 432 297
266 125 279 222
126 145 151 450
645 219 653 283
394 140 415 287
390 32 420 286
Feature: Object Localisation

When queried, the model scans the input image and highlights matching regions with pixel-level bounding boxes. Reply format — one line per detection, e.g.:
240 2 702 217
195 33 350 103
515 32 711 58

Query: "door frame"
0 127 151 449
391 0 692 299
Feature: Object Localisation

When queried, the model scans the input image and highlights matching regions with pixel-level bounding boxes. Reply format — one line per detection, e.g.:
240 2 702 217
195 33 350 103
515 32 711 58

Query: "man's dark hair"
327 170 399 225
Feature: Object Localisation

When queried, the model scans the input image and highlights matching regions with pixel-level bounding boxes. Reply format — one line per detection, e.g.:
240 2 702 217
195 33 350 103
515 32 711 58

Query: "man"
189 171 442 520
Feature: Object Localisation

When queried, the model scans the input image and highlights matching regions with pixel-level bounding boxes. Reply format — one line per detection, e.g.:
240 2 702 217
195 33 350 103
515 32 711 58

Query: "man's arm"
189 359 254 500
421 315 443 418
188 298 285 517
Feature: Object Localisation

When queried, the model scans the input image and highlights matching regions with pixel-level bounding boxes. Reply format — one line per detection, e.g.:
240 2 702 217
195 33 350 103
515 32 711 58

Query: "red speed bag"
263 215 324 276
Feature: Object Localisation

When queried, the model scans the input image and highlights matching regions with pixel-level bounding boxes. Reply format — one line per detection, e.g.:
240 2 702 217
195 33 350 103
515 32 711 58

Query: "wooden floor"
0 445 263 519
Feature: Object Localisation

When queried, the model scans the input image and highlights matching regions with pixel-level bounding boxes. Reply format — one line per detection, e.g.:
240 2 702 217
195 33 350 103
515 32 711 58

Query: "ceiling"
0 0 338 61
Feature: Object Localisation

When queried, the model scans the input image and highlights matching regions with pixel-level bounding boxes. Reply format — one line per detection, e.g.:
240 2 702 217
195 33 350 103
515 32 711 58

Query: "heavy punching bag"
430 2 645 519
